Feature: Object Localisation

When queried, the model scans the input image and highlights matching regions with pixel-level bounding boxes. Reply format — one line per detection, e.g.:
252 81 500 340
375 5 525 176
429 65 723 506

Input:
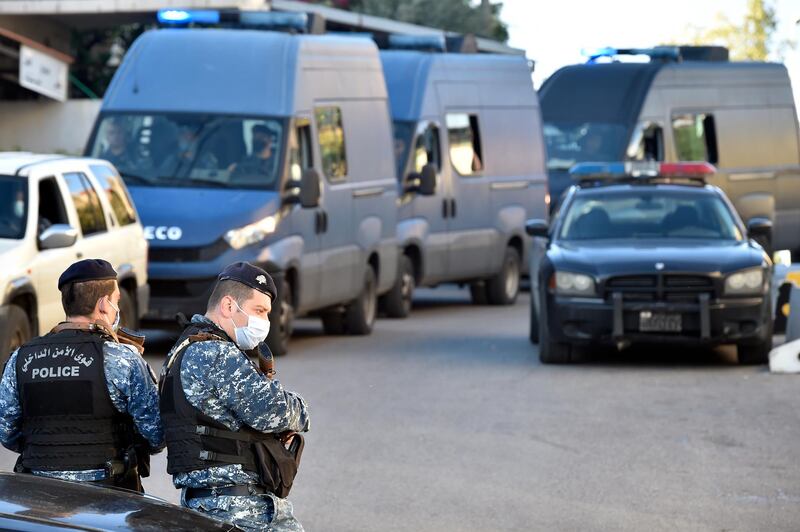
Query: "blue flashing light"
157 9 220 25
569 161 715 180
569 162 628 178
582 47 617 63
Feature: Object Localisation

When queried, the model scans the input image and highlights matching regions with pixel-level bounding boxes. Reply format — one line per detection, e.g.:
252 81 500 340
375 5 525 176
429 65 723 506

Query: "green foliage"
311 0 508 42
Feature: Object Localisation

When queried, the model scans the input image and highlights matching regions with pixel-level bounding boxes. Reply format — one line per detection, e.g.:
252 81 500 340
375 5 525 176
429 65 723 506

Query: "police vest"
160 322 279 476
15 329 135 472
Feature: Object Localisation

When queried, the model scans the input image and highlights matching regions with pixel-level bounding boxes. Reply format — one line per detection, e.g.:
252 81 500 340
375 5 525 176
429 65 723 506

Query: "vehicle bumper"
546 294 770 346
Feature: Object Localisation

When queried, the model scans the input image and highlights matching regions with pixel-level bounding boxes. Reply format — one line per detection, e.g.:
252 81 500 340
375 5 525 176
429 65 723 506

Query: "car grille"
604 274 715 302
148 239 230 263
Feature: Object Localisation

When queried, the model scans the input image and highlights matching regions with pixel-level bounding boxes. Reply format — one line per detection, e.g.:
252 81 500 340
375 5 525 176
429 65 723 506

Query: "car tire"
529 295 540 345
3 305 31 363
487 247 521 305
538 307 571 364
381 255 415 318
469 282 488 305
118 289 139 331
345 266 377 335
266 280 293 357
737 319 773 365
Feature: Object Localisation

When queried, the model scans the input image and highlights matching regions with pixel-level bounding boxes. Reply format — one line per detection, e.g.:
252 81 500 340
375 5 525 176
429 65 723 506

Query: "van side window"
63 172 107 236
413 124 441 173
89 164 137 225
314 106 347 181
671 113 719 164
446 113 483 176
38 177 69 235
288 120 313 181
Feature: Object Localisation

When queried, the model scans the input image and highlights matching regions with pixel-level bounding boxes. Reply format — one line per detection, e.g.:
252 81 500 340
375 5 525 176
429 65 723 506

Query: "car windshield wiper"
119 172 154 185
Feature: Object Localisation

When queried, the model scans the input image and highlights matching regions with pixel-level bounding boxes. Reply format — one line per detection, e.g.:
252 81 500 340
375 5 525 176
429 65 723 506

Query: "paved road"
1 287 799 531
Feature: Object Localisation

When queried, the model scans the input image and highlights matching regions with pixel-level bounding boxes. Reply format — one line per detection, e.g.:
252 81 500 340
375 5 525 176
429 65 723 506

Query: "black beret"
218 262 277 301
58 259 117 290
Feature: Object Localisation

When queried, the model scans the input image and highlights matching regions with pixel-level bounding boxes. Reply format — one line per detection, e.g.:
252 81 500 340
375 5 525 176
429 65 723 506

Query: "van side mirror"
747 217 772 251
418 164 436 196
299 168 321 208
39 224 78 250
525 219 549 238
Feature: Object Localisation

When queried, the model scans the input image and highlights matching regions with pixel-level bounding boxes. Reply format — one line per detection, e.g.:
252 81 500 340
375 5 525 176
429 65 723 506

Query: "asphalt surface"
1 286 799 531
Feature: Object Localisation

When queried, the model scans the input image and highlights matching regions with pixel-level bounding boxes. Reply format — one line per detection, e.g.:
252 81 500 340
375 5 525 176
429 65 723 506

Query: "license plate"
639 311 682 332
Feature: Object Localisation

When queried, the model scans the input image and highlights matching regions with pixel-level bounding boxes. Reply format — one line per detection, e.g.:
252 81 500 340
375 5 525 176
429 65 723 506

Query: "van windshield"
87 113 285 190
392 120 415 180
0 175 27 239
544 122 628 171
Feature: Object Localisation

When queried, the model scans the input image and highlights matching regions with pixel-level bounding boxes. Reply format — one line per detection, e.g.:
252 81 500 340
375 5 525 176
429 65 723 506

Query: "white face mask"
106 297 121 332
230 301 271 350
14 201 24 218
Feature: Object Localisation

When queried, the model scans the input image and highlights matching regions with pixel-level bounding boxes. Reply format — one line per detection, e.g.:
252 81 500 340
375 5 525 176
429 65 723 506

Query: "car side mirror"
747 217 772 238
39 224 78 250
525 219 549 238
418 164 436 196
299 168 321 209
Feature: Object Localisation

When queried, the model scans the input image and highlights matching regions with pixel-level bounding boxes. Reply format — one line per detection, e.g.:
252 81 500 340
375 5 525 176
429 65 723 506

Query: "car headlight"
553 271 596 296
224 215 278 250
724 268 764 295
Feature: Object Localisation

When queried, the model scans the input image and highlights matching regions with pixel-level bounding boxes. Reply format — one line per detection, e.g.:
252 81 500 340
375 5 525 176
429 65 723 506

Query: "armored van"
540 46 800 255
380 48 548 314
86 19 398 355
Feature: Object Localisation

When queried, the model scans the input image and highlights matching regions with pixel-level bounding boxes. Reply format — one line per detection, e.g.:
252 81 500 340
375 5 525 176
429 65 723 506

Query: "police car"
0 153 149 361
527 162 773 364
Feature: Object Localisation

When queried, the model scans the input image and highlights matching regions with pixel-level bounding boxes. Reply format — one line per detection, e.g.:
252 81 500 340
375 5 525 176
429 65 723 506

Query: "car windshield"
544 122 628 170
559 190 743 241
392 120 415 180
0 175 27 239
87 113 286 190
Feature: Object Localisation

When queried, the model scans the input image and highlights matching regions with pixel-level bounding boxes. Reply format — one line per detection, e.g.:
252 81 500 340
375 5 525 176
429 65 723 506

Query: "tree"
304 0 508 42
686 0 793 61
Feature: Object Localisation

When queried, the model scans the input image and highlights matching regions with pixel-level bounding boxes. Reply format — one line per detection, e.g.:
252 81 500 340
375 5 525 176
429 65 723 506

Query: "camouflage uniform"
0 341 164 482
166 315 309 532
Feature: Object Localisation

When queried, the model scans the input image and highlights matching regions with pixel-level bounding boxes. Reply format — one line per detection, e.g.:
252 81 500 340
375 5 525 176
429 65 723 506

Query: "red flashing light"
658 162 716 177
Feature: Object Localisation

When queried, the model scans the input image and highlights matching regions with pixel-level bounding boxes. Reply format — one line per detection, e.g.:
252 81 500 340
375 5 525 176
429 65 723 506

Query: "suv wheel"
381 255 415 318
118 289 138 330
267 280 293 357
529 295 540 345
738 320 773 365
345 266 377 335
538 308 571 364
487 247 521 305
4 305 31 362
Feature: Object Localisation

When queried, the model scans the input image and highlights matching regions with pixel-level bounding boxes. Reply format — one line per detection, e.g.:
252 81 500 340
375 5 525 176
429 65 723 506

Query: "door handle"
315 211 323 234
450 199 457 218
316 210 328 233
442 198 449 219
322 211 328 233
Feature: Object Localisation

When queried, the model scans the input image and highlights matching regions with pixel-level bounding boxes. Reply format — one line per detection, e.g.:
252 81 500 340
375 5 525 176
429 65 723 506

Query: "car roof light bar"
156 9 322 33
387 34 447 52
569 161 716 181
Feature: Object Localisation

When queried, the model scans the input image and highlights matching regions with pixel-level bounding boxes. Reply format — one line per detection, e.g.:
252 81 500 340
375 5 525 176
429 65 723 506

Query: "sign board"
19 44 68 102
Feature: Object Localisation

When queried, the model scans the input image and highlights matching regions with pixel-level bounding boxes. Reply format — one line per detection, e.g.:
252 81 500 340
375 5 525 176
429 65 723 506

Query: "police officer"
160 262 309 532
0 259 164 491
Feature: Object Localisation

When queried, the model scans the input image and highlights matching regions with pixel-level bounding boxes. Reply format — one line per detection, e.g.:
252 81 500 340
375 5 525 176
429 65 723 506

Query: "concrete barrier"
0 99 101 154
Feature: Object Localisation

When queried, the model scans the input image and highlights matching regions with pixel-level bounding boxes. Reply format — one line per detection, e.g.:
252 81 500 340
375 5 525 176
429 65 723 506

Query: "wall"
0 99 101 154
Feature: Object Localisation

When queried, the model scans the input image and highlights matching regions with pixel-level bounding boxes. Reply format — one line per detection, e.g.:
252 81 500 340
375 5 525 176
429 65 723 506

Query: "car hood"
128 186 280 247
0 239 22 256
549 239 766 277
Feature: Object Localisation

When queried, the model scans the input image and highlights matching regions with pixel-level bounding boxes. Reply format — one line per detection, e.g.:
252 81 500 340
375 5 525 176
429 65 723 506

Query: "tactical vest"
15 329 135 472
160 322 280 476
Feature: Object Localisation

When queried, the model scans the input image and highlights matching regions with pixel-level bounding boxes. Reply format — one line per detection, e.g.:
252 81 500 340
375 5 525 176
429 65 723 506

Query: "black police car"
527 162 773 364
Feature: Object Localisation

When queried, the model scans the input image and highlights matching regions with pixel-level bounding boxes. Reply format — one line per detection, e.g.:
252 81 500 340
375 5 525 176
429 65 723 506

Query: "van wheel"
267 280 293 357
345 266 377 335
381 255 415 318
487 247 521 305
469 282 488 305
118 289 138 330
3 305 31 363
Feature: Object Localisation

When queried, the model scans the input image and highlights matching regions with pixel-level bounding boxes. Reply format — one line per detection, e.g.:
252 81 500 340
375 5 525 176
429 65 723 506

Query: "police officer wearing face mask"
159 262 310 532
0 259 164 491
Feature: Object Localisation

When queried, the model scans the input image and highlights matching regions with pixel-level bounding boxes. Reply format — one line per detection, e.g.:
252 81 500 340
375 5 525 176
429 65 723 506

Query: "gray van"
380 49 548 315
540 46 800 255
86 24 398 355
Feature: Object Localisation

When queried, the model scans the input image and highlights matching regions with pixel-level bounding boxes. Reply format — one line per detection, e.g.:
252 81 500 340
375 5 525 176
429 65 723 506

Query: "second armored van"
86 18 398 355
380 48 548 315
540 46 800 255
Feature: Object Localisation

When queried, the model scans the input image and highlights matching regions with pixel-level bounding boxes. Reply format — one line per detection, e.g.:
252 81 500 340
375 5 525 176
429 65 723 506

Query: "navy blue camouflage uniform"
166 315 310 532
0 341 164 482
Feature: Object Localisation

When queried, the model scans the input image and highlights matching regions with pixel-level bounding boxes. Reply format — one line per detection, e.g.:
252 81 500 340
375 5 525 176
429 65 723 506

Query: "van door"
409 121 449 281
287 118 322 312
314 105 356 306
443 112 492 279
30 174 81 330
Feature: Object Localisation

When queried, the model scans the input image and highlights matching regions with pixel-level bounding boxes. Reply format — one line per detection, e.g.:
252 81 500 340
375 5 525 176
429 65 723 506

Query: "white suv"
0 153 149 361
